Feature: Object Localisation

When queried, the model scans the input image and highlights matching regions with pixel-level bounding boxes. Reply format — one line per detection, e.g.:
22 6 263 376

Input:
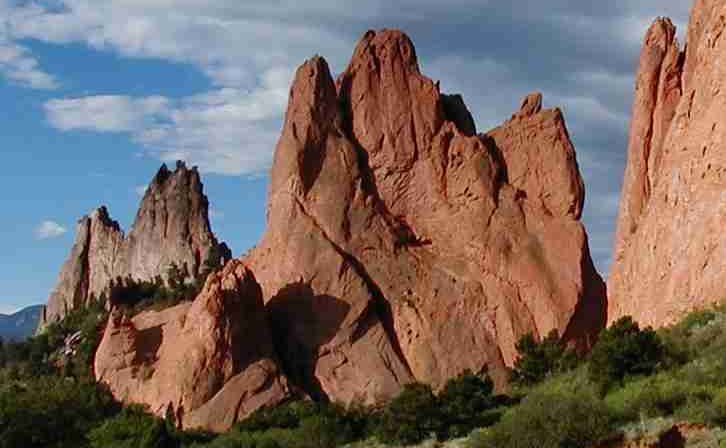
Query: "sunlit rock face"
243 29 606 404
610 2 726 327
94 260 292 433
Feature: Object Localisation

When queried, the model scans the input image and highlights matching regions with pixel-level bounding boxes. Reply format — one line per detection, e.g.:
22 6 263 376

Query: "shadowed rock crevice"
441 94 476 136
267 282 350 401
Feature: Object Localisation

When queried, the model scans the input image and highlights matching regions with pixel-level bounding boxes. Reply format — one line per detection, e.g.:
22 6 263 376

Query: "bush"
438 371 499 438
589 317 664 393
88 405 169 448
605 374 712 423
510 330 579 387
375 383 443 445
215 401 368 448
471 388 613 448
0 376 118 448
660 309 720 368
710 388 726 426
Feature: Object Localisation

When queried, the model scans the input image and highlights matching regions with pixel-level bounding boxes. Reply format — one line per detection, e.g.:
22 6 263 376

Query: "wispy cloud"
35 220 67 240
44 95 170 132
0 40 58 90
43 68 291 175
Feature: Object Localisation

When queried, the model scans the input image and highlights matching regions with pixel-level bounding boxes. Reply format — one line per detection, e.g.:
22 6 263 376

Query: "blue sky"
0 0 692 314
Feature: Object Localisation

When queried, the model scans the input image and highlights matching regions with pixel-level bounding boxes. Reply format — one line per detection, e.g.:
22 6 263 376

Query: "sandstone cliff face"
244 29 606 404
94 260 291 432
40 162 230 328
609 2 726 327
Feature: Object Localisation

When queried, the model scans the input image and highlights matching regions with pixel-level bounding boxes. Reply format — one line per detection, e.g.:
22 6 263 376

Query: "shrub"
88 405 165 448
0 376 118 448
471 388 613 448
605 374 711 423
375 383 443 445
660 308 719 368
589 317 664 393
510 330 579 387
227 401 367 448
710 388 726 426
438 371 499 438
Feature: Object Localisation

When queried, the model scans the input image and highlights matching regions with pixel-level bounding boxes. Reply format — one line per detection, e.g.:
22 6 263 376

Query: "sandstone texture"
94 260 291 432
244 29 606 404
40 162 230 328
610 3 726 327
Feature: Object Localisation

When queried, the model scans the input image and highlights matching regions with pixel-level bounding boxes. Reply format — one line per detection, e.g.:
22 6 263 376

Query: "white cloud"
44 66 291 175
35 220 67 240
134 185 147 196
0 39 58 89
44 95 170 132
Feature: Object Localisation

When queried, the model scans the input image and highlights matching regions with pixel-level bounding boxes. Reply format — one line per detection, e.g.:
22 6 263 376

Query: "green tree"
438 371 498 438
166 263 185 292
511 330 579 387
88 405 158 448
0 376 117 448
140 419 175 448
589 316 664 393
376 383 442 445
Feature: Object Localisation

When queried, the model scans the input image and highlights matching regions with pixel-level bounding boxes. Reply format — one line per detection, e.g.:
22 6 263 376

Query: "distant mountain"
0 305 43 341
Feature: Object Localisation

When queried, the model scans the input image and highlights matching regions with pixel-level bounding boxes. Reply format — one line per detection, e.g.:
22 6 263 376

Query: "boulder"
94 260 291 432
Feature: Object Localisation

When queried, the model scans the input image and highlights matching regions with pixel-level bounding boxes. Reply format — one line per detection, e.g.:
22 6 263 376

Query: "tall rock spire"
609 1 726 327
244 29 606 404
612 18 684 263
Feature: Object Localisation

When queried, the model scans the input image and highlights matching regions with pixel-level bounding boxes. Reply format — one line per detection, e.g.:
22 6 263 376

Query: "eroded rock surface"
94 260 291 432
610 3 726 327
244 29 606 404
40 162 230 328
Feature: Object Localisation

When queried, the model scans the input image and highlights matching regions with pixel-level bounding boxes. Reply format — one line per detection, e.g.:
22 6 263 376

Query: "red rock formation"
244 29 606 404
40 161 230 328
612 18 683 264
94 260 291 432
609 3 726 327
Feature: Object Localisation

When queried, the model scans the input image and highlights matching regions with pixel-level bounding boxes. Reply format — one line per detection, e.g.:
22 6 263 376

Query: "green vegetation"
509 329 579 387
8 289 726 447
472 385 613 448
196 401 368 448
109 262 206 314
588 316 665 393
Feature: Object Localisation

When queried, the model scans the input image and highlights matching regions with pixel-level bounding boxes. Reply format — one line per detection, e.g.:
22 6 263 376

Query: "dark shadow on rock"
442 93 476 136
266 281 351 401
134 324 163 365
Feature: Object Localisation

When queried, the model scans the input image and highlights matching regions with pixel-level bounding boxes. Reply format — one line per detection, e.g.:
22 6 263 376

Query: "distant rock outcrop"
94 260 291 432
609 3 726 327
244 29 606 405
39 162 230 329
